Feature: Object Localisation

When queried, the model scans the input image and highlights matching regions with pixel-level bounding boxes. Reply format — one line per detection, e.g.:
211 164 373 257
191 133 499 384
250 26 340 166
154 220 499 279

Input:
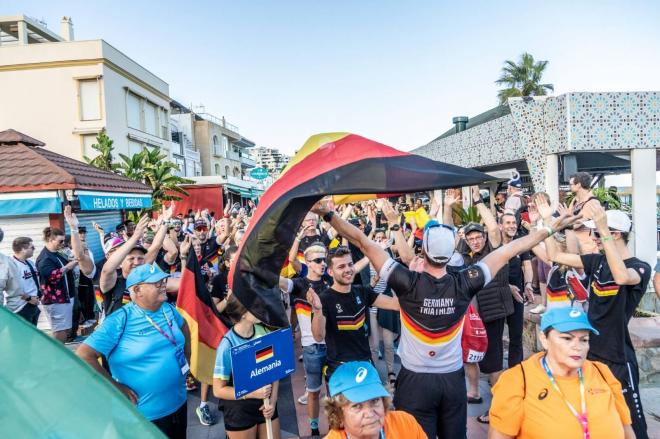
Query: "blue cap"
541 307 599 335
126 263 170 289
328 362 389 403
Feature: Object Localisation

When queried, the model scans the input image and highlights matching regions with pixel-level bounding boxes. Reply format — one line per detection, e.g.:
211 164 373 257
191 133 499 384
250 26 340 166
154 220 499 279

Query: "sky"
6 0 660 155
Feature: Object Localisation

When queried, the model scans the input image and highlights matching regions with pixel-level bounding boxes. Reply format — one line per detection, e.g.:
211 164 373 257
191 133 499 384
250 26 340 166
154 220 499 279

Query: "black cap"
463 222 485 235
78 226 87 234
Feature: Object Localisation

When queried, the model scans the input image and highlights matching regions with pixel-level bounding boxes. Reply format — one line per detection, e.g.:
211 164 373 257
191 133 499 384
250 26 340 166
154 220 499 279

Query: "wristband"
543 225 555 237
600 235 613 243
389 224 400 231
322 211 334 223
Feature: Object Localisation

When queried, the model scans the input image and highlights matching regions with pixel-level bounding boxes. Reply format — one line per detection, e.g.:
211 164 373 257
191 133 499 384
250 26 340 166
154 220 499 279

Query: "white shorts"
43 302 73 332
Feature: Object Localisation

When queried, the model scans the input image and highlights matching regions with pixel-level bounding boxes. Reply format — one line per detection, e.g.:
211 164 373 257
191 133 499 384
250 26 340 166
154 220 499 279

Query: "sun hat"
328 361 390 403
541 307 599 335
126 263 170 289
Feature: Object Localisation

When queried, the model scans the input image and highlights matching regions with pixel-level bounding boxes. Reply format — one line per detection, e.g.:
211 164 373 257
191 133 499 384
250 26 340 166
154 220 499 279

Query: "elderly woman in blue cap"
77 263 190 439
488 307 634 439
323 361 426 439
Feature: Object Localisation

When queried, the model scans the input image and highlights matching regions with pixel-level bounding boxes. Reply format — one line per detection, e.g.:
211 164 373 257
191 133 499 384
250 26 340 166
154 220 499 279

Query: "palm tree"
495 52 554 105
83 131 119 172
140 147 193 211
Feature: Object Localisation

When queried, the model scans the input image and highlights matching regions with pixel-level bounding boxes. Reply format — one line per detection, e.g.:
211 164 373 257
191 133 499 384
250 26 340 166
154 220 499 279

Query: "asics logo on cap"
355 367 368 383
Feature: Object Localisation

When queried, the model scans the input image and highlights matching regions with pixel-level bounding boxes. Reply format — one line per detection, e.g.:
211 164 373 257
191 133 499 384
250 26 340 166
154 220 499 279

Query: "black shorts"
479 317 505 374
222 398 279 432
393 366 466 439
152 401 187 439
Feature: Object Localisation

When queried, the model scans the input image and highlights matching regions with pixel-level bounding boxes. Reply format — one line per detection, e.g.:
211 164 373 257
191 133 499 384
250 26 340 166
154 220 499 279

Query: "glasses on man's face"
195 226 208 232
591 230 617 239
466 235 484 243
55 239 65 244
309 257 326 265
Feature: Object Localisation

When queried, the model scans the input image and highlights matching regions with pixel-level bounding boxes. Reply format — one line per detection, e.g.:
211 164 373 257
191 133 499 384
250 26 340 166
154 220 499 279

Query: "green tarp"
0 308 165 438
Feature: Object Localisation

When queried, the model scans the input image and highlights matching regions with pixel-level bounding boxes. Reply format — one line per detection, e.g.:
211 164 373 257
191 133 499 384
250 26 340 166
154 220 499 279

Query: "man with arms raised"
311 198 579 439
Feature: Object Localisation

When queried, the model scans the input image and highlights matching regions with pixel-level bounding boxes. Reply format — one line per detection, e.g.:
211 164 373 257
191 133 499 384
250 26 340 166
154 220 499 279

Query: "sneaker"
297 393 308 405
311 427 321 437
186 375 198 391
196 405 216 426
529 304 546 314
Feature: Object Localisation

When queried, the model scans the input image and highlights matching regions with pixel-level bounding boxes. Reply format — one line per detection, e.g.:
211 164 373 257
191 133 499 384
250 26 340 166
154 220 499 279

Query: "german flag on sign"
229 132 491 327
255 345 274 363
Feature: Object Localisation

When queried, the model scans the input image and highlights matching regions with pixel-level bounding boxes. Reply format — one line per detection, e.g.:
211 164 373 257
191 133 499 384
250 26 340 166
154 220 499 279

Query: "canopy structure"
229 132 492 327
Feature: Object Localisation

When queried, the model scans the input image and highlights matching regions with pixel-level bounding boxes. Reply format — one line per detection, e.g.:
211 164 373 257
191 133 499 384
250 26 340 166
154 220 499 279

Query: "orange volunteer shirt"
490 352 631 438
324 410 427 439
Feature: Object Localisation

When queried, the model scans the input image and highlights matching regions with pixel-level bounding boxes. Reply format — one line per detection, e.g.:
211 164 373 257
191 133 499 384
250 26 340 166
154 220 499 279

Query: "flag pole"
263 398 274 439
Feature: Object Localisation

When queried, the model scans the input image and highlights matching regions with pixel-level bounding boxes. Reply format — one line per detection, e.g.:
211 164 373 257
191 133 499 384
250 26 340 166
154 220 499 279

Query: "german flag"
255 345 274 363
177 252 229 384
229 132 491 327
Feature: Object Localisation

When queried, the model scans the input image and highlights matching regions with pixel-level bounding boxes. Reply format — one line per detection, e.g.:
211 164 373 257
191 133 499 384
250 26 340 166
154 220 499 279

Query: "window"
82 134 99 159
144 102 158 136
233 167 240 177
128 140 143 157
79 79 101 121
221 135 229 155
224 165 230 178
215 164 220 175
127 92 141 129
160 108 169 139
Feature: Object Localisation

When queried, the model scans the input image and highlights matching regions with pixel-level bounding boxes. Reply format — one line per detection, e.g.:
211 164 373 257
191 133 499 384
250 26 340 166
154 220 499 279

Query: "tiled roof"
0 129 152 194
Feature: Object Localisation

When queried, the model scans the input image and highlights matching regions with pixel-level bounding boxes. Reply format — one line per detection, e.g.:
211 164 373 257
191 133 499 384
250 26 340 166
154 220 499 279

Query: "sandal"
476 412 489 424
467 396 483 404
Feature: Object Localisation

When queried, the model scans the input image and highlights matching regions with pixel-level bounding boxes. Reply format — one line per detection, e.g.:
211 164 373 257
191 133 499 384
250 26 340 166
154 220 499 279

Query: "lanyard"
541 356 589 439
138 306 178 348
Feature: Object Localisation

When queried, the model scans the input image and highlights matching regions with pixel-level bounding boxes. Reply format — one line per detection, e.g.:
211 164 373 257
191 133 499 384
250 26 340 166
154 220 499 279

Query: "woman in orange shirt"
489 307 634 439
323 361 426 439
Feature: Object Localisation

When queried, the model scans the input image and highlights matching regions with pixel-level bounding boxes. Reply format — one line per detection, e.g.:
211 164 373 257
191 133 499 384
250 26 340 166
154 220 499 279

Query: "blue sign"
78 193 152 211
230 327 295 399
250 167 269 180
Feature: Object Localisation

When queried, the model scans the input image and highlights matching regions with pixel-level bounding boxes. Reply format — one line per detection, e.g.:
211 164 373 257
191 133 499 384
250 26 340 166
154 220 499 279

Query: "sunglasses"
195 226 208 232
309 257 327 265
592 230 617 238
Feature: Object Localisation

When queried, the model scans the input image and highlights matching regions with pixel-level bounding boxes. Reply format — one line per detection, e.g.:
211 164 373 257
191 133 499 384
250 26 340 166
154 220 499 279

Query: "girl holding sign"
213 294 281 439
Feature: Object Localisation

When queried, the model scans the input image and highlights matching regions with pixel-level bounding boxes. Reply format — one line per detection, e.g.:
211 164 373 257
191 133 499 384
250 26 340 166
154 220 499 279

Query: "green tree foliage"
453 206 482 226
83 131 119 172
496 52 554 105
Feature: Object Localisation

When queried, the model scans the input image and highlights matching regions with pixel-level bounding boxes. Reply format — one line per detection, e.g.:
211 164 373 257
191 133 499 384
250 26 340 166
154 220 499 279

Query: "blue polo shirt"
85 302 187 420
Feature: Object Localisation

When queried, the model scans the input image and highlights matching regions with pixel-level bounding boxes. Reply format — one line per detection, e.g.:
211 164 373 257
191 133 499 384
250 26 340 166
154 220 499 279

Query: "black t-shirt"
155 249 180 274
508 247 531 290
581 254 651 364
384 260 488 373
298 233 331 253
211 270 229 300
320 285 379 375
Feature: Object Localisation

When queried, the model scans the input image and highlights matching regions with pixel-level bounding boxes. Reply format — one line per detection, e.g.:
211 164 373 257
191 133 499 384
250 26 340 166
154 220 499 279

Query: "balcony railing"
198 113 239 134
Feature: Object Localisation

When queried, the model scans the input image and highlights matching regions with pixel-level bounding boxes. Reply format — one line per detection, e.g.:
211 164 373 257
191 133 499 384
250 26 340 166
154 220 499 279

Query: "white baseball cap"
583 210 631 233
422 221 456 263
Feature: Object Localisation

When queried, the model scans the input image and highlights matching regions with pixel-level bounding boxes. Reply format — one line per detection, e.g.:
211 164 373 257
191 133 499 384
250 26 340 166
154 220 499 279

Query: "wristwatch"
390 224 400 231
322 211 334 223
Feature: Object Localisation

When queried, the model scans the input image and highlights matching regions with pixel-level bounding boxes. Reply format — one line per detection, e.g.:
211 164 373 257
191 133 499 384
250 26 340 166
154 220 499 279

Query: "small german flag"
255 345 274 363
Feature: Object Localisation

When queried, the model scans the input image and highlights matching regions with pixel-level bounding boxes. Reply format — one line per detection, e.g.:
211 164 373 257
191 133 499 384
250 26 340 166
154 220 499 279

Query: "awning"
0 191 61 216
77 191 152 211
225 184 252 198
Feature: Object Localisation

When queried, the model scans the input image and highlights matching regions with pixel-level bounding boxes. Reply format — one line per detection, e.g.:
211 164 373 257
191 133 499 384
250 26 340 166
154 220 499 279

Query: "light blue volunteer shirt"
213 324 268 380
85 302 187 420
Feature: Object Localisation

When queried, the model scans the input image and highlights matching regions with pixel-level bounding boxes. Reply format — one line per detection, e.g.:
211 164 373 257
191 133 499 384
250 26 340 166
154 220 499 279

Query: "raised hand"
64 205 79 228
534 194 553 220
179 235 192 257
92 221 104 234
444 188 460 207
471 186 481 202
550 212 583 233
583 202 607 230
379 199 400 225
132 215 150 240
162 202 175 222
311 199 332 216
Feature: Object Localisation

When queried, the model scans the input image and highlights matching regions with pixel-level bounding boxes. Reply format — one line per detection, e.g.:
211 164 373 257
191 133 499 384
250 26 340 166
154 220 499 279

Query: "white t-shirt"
12 257 40 298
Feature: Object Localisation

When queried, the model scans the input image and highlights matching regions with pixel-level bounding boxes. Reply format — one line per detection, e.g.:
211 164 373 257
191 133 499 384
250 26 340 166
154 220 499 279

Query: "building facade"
0 15 172 163
170 100 202 177
255 146 290 177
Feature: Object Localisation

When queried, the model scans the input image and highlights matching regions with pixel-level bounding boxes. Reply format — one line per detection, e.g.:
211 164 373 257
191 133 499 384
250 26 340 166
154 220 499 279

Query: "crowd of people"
1 171 658 439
